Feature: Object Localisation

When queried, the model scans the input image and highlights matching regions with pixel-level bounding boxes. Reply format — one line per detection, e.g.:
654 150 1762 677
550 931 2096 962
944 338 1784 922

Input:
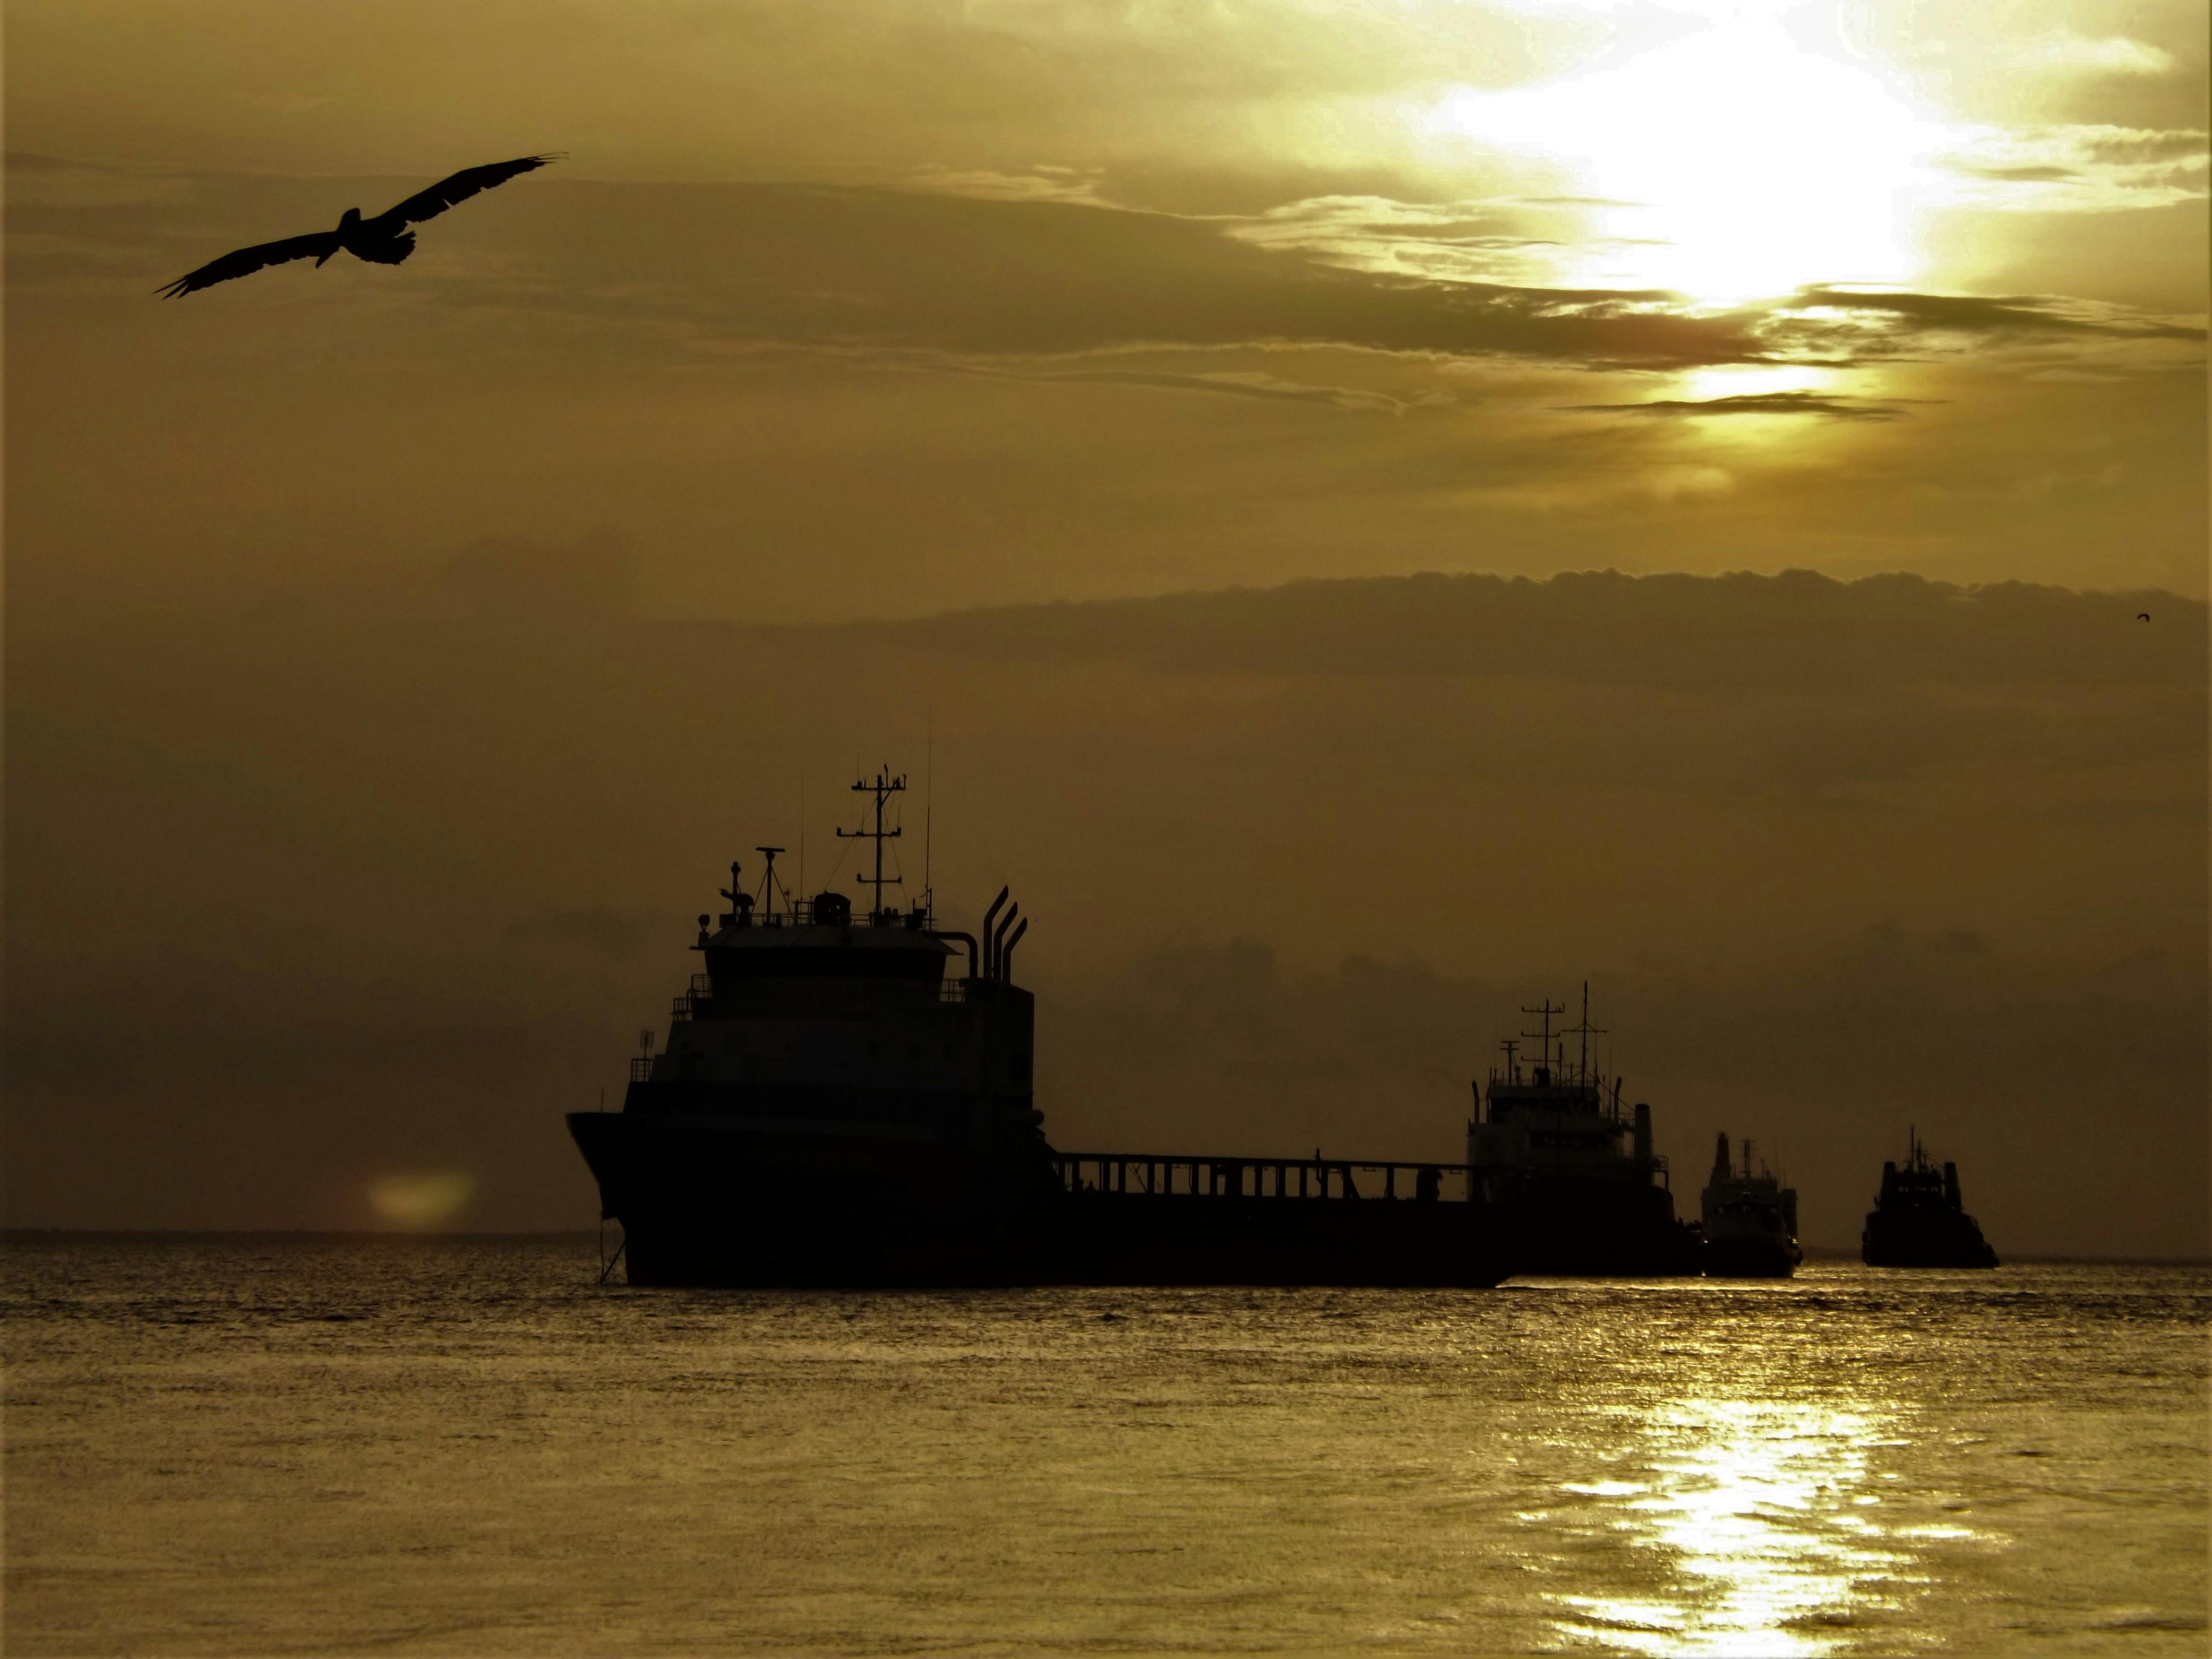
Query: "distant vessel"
1862 1130 1999 1268
568 768 1511 1287
1700 1133 1802 1277
1466 988 1701 1276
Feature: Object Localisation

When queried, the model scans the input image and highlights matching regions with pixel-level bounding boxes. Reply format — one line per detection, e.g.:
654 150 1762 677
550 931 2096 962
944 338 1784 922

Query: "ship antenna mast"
838 767 906 918
1520 999 1564 1076
1562 981 1607 1087
923 713 933 919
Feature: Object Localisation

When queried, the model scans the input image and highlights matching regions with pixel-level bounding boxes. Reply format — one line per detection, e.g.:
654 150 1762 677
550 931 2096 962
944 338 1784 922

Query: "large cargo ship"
1861 1130 1999 1268
1464 989 1701 1275
567 771 1510 1287
1699 1132 1802 1277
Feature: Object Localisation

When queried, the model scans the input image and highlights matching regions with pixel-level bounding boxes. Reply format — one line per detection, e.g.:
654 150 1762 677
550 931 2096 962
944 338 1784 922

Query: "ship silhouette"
1465 987 1702 1275
1862 1130 1999 1268
1700 1132 1804 1277
568 769 1512 1286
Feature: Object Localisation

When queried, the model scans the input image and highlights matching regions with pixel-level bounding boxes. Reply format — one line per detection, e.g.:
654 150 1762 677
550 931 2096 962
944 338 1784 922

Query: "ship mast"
838 767 906 918
1562 981 1607 1089
1520 1000 1564 1080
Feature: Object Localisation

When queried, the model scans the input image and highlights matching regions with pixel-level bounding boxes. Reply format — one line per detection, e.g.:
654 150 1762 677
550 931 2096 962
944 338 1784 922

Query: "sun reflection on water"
1551 1400 1924 1656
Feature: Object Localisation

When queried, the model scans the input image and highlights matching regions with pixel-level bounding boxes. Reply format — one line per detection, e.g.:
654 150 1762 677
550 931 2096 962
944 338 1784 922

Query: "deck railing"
1050 1153 1474 1204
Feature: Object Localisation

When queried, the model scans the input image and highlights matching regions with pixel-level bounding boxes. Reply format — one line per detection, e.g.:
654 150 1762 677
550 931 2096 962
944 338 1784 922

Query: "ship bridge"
586 767 1038 1140
1467 987 1666 1187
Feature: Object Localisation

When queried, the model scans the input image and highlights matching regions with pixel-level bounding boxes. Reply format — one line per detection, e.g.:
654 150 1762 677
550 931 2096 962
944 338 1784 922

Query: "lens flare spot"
367 1169 477 1229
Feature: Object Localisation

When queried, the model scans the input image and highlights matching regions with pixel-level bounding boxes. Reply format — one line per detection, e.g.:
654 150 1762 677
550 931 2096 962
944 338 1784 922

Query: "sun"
1424 3 1941 304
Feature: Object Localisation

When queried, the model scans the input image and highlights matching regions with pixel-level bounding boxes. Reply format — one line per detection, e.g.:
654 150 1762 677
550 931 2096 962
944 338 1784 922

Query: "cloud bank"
8 565 2202 1253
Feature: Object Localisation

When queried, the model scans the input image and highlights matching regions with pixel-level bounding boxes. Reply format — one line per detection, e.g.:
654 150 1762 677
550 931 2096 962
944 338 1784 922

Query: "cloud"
818 568 2207 697
1757 285 2206 366
2005 31 2180 78
439 529 637 621
1933 124 2209 213
2 151 199 208
25 166 2199 390
3 0 1607 192
946 359 1422 413
6 567 2201 1242
1563 391 1911 421
907 165 1110 205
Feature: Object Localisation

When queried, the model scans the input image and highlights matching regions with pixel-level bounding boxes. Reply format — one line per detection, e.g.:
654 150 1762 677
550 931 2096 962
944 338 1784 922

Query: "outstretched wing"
351 230 417 266
372 153 562 228
156 231 342 298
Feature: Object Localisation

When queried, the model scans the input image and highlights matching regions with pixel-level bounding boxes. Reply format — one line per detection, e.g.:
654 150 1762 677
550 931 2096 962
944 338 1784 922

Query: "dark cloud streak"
23 167 2197 377
1563 391 1913 421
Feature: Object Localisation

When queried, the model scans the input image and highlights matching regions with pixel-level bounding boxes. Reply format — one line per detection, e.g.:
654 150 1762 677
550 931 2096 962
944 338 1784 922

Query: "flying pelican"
156 154 561 298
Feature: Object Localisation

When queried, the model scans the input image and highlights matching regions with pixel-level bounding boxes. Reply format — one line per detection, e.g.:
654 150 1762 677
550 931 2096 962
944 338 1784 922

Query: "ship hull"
1701 1235 1802 1278
1480 1175 1702 1277
568 1112 1056 1287
570 1114 1512 1288
1862 1211 1999 1269
1057 1192 1511 1287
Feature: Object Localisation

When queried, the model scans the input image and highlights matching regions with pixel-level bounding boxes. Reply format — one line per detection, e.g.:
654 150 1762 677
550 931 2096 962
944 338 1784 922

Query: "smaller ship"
1700 1132 1802 1277
1861 1129 1999 1268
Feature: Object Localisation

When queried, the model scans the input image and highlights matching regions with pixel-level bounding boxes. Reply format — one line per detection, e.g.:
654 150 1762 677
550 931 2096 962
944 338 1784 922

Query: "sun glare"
1679 364 1833 400
1553 1398 1921 1657
1426 5 1940 302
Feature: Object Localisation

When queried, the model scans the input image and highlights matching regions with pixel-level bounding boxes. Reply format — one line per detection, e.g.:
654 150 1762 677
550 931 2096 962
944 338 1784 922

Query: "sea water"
4 1237 2204 1656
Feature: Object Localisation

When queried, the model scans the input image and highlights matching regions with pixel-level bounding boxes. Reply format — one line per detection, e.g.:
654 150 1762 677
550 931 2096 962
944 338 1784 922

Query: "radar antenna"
837 767 906 919
755 846 789 921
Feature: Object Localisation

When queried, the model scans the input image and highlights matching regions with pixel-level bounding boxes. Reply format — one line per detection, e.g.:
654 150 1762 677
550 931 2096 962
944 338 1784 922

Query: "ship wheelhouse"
1460 985 1696 1275
618 770 1036 1142
1467 985 1666 1192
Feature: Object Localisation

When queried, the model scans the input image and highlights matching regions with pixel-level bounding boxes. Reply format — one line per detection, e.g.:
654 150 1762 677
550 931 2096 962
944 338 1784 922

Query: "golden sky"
12 0 2207 613
6 1 2207 1248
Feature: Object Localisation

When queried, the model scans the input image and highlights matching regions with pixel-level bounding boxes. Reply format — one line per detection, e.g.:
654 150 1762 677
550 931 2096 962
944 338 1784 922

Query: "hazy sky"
7 1 2207 1251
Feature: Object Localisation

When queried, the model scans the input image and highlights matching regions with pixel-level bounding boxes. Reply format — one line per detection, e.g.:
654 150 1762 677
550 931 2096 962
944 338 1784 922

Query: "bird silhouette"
2138 612 2151 622
156 154 561 298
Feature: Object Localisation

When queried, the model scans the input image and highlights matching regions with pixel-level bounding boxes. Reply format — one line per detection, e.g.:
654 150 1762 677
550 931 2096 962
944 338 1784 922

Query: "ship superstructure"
567 770 1051 1285
1466 987 1699 1275
1699 1132 1802 1277
1862 1129 1999 1268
